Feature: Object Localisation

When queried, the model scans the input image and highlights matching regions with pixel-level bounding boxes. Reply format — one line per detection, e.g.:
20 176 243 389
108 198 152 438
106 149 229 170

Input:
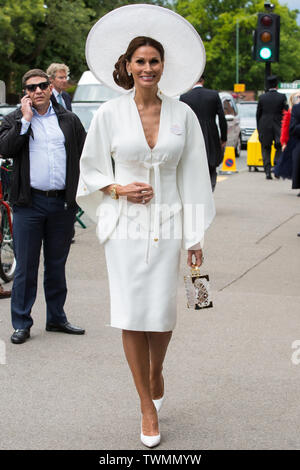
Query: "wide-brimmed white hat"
85 4 206 97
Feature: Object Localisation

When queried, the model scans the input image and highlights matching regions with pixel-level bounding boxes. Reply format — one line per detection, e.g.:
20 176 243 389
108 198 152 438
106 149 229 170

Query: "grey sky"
280 0 299 10
279 0 300 23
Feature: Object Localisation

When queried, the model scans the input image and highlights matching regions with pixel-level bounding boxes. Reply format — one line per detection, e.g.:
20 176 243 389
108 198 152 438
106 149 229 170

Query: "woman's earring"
128 72 132 76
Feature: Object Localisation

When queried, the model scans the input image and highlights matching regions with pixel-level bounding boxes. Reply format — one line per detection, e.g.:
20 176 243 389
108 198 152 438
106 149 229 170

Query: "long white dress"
76 89 215 331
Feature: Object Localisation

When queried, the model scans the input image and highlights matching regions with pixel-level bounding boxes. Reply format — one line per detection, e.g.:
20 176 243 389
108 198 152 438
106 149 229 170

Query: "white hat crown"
85 4 206 97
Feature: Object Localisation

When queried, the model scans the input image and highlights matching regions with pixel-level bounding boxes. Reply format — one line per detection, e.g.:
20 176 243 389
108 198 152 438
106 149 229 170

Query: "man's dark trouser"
209 165 217 192
261 143 282 175
11 192 76 330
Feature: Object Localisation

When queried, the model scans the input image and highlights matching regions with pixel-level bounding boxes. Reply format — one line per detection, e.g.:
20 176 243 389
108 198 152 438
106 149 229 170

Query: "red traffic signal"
260 15 273 27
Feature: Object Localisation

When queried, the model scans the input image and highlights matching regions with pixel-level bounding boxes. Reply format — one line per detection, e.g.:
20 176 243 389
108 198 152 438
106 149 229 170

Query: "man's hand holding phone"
21 94 33 122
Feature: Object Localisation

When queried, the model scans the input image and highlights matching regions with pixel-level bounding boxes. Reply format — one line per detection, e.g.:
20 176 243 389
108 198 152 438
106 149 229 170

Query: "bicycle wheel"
0 205 16 282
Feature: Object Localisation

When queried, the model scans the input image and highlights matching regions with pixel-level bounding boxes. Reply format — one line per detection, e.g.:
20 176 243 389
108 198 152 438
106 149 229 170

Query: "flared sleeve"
177 106 216 250
76 104 116 223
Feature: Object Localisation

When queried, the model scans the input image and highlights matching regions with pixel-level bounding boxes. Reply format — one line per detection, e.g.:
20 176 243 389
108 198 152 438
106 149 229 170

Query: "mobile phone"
22 92 32 106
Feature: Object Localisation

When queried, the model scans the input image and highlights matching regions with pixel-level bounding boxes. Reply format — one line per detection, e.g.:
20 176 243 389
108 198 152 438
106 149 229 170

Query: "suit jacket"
289 102 300 139
51 90 72 111
256 89 288 146
180 86 227 168
289 102 300 188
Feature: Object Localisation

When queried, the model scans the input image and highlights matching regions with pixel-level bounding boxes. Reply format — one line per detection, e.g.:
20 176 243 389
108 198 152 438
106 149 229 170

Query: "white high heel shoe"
140 416 161 448
152 395 164 413
140 430 161 448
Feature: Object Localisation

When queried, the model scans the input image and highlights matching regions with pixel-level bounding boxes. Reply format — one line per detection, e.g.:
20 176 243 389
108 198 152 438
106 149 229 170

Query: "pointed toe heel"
140 414 160 448
140 432 161 448
152 395 164 413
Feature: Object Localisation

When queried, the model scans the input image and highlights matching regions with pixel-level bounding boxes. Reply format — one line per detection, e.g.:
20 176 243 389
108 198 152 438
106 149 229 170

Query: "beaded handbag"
184 265 213 310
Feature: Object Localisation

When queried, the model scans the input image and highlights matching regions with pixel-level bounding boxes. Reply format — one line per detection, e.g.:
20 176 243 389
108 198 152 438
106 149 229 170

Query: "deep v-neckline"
132 93 163 151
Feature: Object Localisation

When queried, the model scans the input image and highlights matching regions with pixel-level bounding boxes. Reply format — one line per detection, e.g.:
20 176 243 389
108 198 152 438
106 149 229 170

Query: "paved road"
1 150 300 450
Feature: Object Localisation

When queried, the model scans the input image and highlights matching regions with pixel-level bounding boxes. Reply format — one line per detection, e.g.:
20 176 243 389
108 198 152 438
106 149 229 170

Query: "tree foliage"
0 0 94 94
175 0 300 91
1 0 299 97
0 0 167 95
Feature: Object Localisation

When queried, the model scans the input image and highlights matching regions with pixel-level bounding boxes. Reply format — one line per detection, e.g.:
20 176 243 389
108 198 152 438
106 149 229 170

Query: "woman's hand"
187 249 204 267
102 182 154 204
282 144 286 151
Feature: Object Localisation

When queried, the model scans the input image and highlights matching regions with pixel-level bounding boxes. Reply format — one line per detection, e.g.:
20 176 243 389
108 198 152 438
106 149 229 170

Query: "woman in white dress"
77 5 215 448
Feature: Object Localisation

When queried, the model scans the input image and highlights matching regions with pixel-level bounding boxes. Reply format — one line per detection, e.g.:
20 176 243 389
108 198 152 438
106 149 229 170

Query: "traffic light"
253 13 280 62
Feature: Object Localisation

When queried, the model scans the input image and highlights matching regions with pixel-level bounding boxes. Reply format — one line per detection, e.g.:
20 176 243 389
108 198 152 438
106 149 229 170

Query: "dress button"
154 238 159 242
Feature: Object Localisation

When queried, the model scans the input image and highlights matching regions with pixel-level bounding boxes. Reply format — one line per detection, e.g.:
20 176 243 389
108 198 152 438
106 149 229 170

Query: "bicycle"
0 158 16 282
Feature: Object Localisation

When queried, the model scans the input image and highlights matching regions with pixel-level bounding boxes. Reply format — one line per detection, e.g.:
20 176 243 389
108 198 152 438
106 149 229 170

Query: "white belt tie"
116 159 168 263
142 161 162 248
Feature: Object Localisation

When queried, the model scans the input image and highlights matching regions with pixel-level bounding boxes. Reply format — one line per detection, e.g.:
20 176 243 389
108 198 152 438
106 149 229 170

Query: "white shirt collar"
32 102 54 117
52 88 62 98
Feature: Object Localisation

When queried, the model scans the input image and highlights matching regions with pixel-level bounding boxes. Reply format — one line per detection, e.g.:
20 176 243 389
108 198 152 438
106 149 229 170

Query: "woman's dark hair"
113 36 164 90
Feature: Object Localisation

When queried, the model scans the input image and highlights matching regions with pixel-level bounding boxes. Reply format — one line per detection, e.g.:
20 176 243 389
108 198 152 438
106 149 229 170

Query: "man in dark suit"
0 69 86 344
47 63 72 111
180 76 227 191
47 63 77 243
256 75 288 179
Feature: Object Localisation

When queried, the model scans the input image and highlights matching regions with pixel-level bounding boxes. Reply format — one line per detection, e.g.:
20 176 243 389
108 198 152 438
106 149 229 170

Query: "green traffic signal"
259 47 272 60
253 12 280 63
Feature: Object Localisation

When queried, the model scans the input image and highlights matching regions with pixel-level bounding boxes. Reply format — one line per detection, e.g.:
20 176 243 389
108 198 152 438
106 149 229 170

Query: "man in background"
47 63 72 111
47 62 77 243
256 75 288 180
180 76 227 191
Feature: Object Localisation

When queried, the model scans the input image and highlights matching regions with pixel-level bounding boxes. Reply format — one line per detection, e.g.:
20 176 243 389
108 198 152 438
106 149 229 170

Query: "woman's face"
126 45 164 91
292 93 300 106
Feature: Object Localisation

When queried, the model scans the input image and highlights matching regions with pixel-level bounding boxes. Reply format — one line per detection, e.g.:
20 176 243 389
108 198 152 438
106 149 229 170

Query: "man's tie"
57 93 66 109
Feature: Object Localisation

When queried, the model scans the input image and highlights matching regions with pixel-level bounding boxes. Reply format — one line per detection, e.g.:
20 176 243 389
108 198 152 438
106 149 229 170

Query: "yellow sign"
234 83 245 92
247 129 276 168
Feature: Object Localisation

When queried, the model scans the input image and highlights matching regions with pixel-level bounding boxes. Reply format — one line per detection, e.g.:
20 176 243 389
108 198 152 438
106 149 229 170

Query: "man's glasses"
24 81 50 92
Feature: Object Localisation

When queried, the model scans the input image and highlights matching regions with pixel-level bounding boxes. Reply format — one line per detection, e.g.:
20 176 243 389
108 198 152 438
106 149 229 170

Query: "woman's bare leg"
147 331 172 399
122 330 159 436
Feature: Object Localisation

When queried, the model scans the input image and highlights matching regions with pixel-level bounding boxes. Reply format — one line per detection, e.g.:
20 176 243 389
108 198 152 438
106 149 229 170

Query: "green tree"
0 0 172 97
83 0 170 18
0 0 93 95
175 0 300 91
0 0 45 93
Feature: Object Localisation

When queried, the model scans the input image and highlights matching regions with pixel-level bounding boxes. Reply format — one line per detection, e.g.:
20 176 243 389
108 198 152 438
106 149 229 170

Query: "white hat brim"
85 4 206 97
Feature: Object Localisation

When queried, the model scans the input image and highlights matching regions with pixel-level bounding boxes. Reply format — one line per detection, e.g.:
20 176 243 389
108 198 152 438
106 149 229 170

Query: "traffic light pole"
265 61 271 90
236 21 239 84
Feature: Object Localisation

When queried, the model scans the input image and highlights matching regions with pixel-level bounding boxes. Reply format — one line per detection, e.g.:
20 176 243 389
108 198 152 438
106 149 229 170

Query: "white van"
73 71 120 102
72 71 121 130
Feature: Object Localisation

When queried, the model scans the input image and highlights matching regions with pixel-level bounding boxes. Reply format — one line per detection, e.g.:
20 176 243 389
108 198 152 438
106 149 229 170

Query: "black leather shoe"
46 321 85 335
297 232 300 237
266 173 273 180
11 329 30 344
